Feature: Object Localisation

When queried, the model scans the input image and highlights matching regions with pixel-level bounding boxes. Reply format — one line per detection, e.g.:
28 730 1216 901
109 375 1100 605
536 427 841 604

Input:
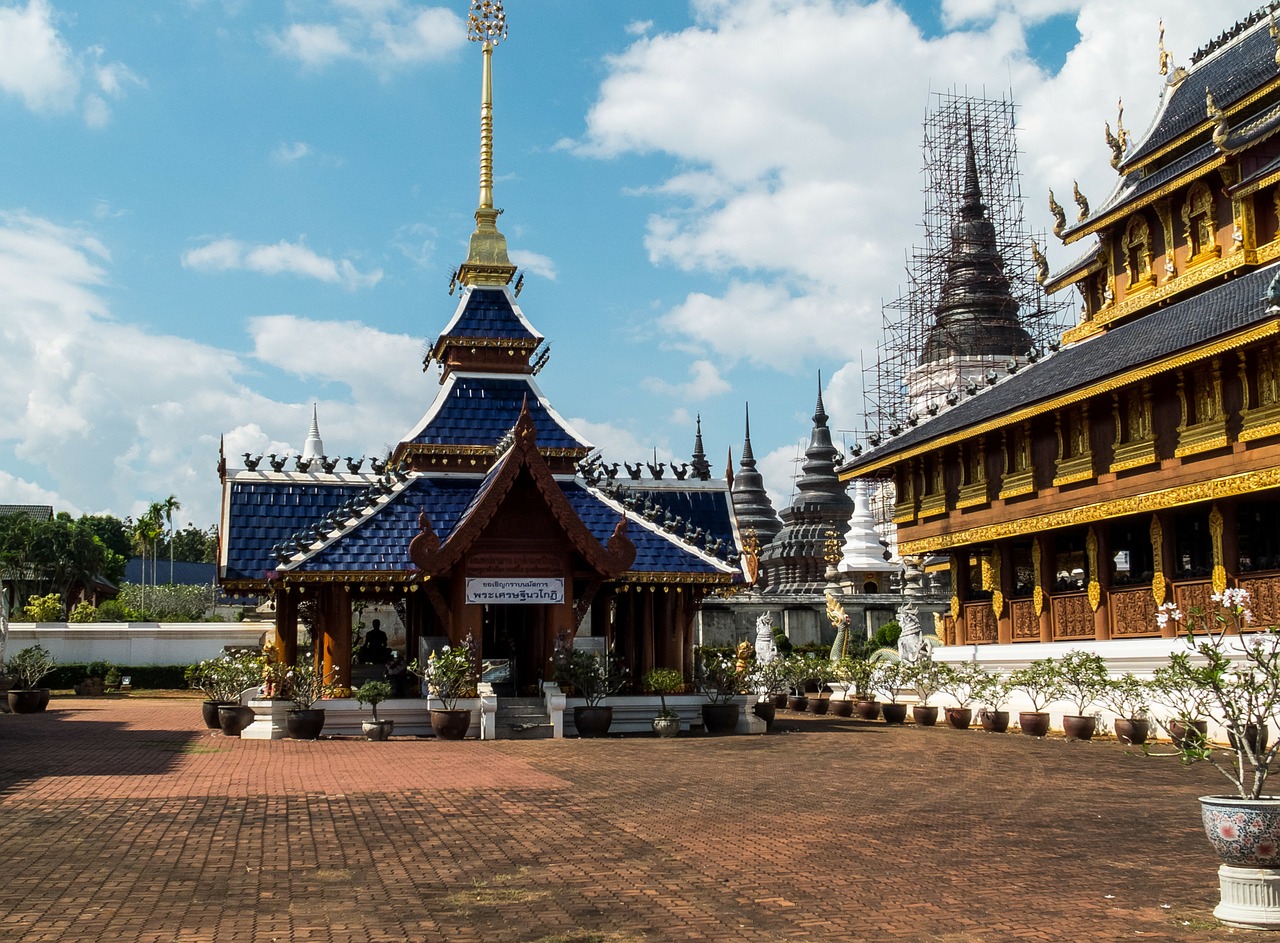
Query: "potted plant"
873 659 909 724
1057 649 1111 741
187 651 262 731
1010 657 1064 737
355 680 394 740
976 669 1013 732
939 660 987 730
802 652 833 715
699 650 746 734
849 656 881 720
6 644 56 713
285 658 340 739
780 654 809 712
553 642 626 738
828 656 858 718
1156 590 1280 929
1102 672 1151 746
1152 659 1213 749
77 661 111 697
904 652 945 726
415 634 479 740
642 667 684 737
752 658 787 727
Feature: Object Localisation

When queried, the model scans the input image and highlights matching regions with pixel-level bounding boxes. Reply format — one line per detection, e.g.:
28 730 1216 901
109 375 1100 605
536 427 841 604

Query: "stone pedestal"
1216 865 1280 929
241 698 291 740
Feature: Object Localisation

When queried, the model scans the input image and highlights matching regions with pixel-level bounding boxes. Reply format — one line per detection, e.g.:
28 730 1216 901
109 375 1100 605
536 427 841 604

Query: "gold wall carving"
1151 515 1166 605
1174 580 1218 625
950 556 960 620
1052 592 1095 639
1011 598 1040 641
1240 574 1280 627
898 465 1280 556
964 601 998 643
1211 503 1227 595
1032 537 1044 616
991 545 1004 617
1086 526 1101 612
1110 586 1160 638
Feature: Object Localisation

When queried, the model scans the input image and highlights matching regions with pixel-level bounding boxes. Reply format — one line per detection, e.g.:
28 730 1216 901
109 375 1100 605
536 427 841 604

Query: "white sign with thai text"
465 577 565 605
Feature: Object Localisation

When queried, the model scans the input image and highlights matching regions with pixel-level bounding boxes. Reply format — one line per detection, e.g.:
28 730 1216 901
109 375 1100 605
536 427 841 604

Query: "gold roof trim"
1063 153 1227 245
899 463 1280 555
840 319 1280 479
1061 251 1248 343
1119 75 1280 176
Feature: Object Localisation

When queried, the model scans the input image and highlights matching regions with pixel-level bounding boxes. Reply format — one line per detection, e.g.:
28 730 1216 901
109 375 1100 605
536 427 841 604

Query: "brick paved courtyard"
0 697 1252 942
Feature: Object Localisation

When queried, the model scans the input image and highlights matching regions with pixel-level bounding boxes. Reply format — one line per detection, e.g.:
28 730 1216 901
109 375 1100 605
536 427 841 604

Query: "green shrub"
23 593 64 622
95 599 139 622
67 601 99 623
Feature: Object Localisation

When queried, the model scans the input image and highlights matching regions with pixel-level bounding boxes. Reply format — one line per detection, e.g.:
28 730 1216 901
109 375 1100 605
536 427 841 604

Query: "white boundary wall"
4 622 273 665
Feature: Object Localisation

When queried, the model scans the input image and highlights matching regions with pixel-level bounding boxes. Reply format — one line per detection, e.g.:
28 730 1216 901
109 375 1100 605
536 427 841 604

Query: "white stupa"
301 403 325 462
837 480 899 593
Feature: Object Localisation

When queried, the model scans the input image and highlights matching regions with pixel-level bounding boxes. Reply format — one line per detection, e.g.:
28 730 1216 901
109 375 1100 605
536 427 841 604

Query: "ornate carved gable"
409 400 635 579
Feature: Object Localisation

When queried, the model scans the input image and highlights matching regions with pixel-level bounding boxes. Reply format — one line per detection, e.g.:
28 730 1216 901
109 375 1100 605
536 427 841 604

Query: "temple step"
495 697 553 740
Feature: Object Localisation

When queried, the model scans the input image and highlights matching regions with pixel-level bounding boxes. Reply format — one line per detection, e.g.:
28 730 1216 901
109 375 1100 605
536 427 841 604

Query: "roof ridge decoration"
456 1 517 290
409 399 636 578
276 464 414 570
1191 3 1280 66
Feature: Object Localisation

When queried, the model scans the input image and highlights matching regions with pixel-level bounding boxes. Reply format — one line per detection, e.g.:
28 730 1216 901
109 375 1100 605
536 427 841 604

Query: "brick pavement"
0 696 1249 942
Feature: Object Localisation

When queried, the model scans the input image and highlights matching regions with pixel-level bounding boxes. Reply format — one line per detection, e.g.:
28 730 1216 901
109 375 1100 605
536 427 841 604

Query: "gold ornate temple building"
217 2 745 690
840 9 1280 645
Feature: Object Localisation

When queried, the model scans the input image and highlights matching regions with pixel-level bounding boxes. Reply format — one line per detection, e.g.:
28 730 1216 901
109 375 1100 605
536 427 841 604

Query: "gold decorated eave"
430 334 540 363
839 318 1280 480
617 571 738 587
899 465 1280 556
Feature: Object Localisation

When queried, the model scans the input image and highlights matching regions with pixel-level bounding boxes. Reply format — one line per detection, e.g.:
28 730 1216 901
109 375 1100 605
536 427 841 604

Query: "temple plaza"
0 693 1250 943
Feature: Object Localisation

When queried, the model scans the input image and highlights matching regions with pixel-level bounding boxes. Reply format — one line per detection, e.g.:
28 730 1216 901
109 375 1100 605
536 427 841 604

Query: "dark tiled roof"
438 287 541 343
222 480 371 581
842 259 1280 473
125 559 216 586
0 505 53 521
1073 141 1216 233
563 483 738 576
611 485 740 555
403 375 591 451
1123 16 1279 167
288 477 479 573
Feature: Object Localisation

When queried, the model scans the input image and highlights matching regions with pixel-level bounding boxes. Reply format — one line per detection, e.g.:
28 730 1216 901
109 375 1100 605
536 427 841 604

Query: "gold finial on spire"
1158 19 1171 75
458 0 516 289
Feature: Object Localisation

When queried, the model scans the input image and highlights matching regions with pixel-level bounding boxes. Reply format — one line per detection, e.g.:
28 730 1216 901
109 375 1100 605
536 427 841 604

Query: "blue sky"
0 0 1262 529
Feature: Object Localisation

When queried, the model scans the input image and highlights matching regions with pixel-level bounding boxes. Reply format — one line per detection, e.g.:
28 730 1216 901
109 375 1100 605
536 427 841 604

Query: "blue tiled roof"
406 375 591 450
615 487 740 550
222 480 369 581
439 288 540 343
290 477 480 573
563 483 737 576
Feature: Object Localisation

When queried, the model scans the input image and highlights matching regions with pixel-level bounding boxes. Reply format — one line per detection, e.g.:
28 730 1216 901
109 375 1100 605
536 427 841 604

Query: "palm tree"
159 495 181 585
132 510 162 619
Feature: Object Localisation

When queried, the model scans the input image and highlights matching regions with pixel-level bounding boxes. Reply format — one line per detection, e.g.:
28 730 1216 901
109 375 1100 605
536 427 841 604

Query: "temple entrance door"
481 605 544 696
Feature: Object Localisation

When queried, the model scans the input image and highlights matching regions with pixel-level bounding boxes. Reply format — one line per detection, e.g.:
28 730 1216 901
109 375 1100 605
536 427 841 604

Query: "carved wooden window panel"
1184 182 1218 261
1122 214 1154 289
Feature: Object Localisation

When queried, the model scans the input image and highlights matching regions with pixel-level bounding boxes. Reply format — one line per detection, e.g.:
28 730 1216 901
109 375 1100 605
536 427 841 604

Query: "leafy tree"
168 524 218 564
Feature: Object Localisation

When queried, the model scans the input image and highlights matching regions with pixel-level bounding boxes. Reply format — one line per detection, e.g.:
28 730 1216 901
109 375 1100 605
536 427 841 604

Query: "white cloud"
182 237 383 290
509 249 557 281
0 2 138 125
273 141 312 163
642 359 731 400
0 211 423 526
267 1 467 74
574 0 1261 430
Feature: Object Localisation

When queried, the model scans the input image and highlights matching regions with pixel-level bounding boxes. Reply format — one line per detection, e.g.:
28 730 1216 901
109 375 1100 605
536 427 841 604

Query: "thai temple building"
217 1 746 691
841 8 1280 646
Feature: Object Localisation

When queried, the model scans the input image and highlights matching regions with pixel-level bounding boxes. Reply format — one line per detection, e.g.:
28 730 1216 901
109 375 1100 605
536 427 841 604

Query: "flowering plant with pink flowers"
1156 588 1280 800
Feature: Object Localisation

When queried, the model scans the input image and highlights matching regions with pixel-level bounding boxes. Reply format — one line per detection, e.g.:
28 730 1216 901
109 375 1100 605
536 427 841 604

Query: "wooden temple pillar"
952 552 971 644
996 540 1014 644
1034 537 1054 642
321 585 353 688
276 588 299 666
1089 525 1111 641
1154 511 1177 638
1218 499 1240 588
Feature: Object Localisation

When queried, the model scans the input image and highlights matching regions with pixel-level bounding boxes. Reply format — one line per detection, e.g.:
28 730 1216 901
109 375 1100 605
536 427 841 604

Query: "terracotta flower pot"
787 695 808 712
216 704 255 737
286 708 326 740
573 705 613 738
881 702 908 725
913 705 938 727
829 699 853 718
701 702 740 735
946 707 973 730
808 696 829 716
1019 711 1051 737
855 699 881 721
1062 714 1097 741
201 700 234 729
430 708 469 740
7 690 46 714
1114 717 1150 746
752 701 776 728
979 709 1009 733
1169 718 1209 749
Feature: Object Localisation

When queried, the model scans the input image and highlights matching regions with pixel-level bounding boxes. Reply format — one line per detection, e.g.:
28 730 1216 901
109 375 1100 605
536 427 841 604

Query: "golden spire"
458 0 516 289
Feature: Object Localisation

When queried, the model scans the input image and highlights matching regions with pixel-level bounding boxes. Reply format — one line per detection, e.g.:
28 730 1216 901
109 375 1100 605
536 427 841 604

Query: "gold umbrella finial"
468 0 507 45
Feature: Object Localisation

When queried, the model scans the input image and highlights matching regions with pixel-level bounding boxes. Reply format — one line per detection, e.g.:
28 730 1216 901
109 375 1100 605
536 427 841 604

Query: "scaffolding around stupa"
862 89 1071 449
